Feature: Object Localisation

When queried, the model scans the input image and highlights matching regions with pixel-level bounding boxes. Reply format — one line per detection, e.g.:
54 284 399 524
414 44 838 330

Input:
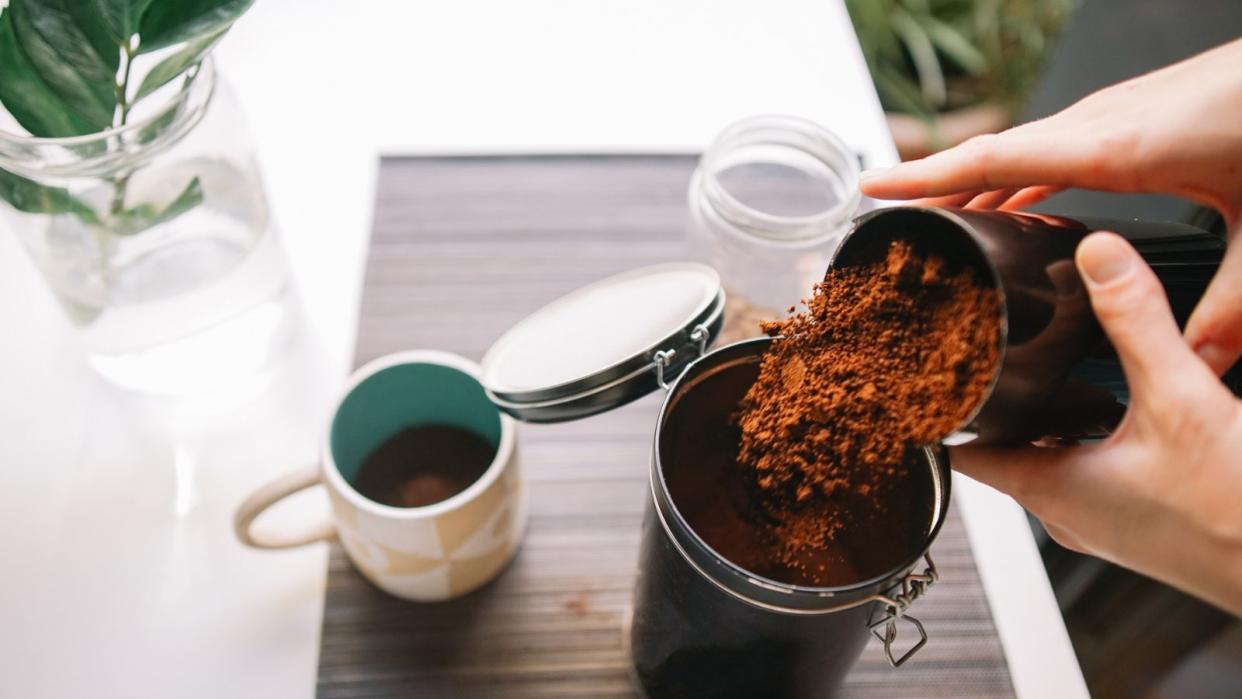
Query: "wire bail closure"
689 324 710 356
654 350 676 390
866 552 938 667
654 324 712 390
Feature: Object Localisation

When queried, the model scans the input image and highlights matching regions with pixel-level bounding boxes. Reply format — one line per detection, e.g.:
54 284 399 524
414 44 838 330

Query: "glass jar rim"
697 114 861 244
0 57 216 178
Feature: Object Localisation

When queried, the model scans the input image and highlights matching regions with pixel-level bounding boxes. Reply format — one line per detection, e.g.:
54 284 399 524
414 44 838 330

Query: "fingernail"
1077 233 1135 285
1195 341 1232 371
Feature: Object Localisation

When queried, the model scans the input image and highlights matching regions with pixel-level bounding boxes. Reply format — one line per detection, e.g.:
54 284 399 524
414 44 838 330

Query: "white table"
0 2 1087 696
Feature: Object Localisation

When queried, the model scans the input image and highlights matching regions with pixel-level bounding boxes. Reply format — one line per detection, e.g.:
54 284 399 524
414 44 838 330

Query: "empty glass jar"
688 115 861 342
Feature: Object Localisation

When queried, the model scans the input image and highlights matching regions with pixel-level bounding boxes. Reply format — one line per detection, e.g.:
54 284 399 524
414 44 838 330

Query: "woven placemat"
316 155 1015 698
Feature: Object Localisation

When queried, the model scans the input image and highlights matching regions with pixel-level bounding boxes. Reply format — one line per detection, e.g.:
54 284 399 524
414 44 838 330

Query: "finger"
966 188 1021 210
860 125 1077 200
1043 522 1088 554
949 442 1093 520
998 186 1063 211
910 191 980 209
1184 240 1242 375
1076 232 1219 403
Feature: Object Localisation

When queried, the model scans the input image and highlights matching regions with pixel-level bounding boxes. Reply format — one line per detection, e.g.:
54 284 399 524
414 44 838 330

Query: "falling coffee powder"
735 240 1001 583
664 356 936 587
352 425 495 508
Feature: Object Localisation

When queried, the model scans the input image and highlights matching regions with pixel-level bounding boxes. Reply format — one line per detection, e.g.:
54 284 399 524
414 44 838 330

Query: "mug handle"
234 465 337 549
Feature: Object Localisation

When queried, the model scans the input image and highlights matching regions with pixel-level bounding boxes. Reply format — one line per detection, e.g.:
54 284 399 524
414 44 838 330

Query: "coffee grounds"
664 357 936 587
736 240 1001 580
352 425 495 508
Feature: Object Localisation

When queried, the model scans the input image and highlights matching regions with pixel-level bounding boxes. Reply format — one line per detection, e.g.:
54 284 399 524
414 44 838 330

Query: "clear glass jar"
0 59 295 395
688 115 861 342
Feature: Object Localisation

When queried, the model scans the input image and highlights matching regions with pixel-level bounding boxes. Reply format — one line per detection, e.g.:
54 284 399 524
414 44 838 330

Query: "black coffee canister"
479 264 950 699
835 206 1239 445
629 337 951 698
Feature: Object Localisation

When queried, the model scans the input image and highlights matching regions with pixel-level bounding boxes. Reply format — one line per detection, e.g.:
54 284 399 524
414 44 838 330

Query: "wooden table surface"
316 156 1015 698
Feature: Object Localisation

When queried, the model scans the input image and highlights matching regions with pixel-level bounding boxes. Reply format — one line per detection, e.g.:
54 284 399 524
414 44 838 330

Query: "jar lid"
481 263 725 422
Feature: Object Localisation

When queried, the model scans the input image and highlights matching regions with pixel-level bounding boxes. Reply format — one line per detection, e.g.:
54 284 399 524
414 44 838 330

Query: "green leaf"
873 68 934 118
134 28 223 101
922 16 989 76
8 0 119 130
0 167 99 222
111 176 203 235
91 0 156 45
889 6 947 109
0 11 97 136
137 0 253 54
36 1 120 73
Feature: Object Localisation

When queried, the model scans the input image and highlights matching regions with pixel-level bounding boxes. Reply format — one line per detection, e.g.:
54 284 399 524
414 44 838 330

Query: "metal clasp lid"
866 553 938 667
479 263 724 423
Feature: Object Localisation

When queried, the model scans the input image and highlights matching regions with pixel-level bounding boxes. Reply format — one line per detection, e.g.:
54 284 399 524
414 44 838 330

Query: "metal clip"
866 553 938 667
653 325 709 392
653 350 676 390
689 324 710 357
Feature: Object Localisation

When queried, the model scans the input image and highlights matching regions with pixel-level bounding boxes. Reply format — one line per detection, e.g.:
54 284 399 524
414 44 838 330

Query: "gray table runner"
316 155 1015 698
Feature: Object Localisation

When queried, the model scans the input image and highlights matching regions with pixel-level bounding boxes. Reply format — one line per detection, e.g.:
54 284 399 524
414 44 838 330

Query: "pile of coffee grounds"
352 425 495 508
736 239 1001 580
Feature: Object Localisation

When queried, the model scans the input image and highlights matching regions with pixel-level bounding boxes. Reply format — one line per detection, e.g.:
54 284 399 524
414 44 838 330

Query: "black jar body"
631 505 876 697
629 338 951 698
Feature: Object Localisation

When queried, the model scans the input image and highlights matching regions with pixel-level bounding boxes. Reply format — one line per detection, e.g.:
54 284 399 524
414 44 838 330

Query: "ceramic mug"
234 350 525 601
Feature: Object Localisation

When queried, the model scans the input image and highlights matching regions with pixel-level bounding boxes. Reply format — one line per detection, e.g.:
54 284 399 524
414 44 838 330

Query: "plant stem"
108 39 136 217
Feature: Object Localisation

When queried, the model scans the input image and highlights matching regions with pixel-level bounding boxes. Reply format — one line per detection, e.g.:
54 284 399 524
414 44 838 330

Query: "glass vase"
0 59 295 395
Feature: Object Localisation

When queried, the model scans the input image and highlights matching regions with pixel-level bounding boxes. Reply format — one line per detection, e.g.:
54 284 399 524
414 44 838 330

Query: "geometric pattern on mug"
354 502 444 559
338 455 524 599
436 471 509 557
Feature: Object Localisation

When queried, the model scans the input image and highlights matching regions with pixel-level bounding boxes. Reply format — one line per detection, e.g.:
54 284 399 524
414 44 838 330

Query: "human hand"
951 233 1242 616
860 38 1242 375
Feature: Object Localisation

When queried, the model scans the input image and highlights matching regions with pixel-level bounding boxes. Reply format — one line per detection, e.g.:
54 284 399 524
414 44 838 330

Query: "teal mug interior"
330 361 503 485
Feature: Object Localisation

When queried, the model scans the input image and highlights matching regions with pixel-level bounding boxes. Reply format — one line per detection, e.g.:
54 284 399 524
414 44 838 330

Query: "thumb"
1076 232 1215 403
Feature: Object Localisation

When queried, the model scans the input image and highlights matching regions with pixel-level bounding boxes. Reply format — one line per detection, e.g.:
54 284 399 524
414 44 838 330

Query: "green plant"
846 0 1075 119
0 0 254 230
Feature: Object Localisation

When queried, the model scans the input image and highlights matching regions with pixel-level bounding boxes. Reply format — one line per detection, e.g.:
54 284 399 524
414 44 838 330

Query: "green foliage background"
846 0 1076 118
